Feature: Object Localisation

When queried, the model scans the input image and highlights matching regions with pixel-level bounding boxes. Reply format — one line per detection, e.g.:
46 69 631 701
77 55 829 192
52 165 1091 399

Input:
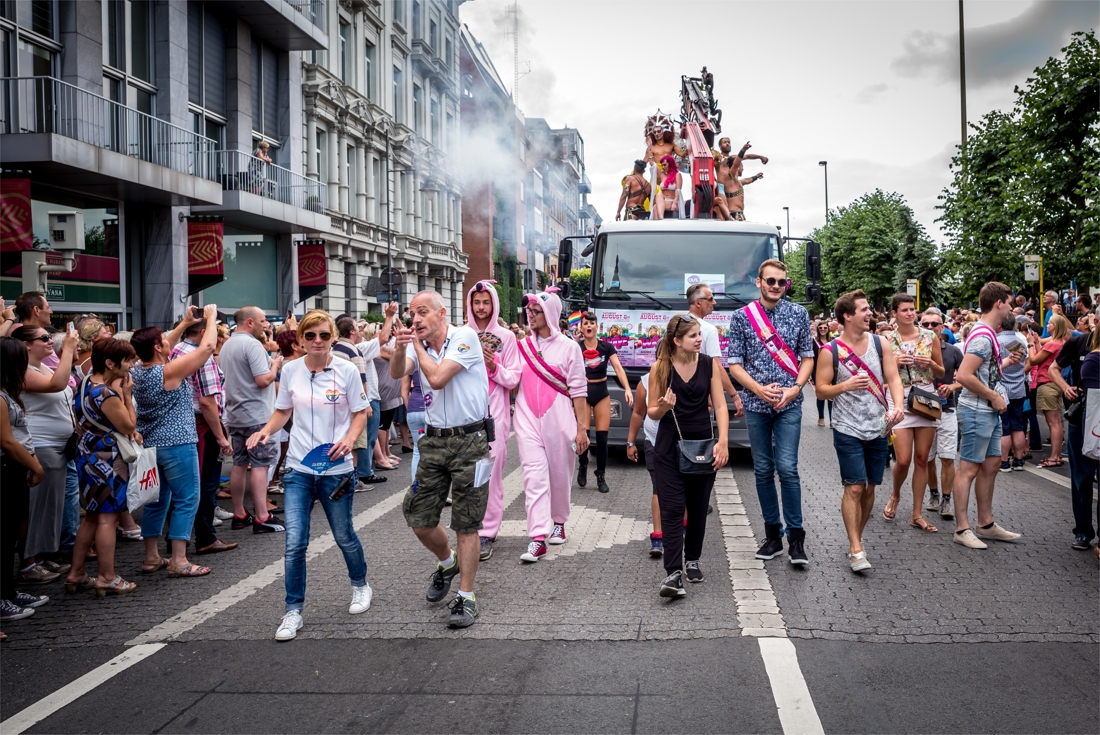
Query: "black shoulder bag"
668 372 716 475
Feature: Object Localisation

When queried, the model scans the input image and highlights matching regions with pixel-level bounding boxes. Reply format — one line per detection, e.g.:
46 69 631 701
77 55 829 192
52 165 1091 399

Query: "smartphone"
1006 340 1025 353
190 306 202 319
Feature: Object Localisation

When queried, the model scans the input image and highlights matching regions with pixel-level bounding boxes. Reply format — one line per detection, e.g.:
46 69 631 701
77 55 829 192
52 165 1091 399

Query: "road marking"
0 643 165 734
1022 463 1071 489
758 638 826 735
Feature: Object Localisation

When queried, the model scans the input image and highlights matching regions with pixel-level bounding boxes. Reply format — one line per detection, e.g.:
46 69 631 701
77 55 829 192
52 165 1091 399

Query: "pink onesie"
513 290 587 540
465 282 521 540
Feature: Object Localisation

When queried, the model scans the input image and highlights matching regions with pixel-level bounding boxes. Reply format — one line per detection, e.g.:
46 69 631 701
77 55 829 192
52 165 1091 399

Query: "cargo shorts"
403 430 489 534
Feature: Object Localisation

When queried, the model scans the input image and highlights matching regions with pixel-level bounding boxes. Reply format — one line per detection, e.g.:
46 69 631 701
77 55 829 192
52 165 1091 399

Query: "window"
188 2 226 144
316 130 327 182
363 39 375 100
412 1 420 38
14 0 53 38
105 0 124 70
251 38 278 141
393 0 406 27
520 224 526 246
202 228 278 311
344 262 356 316
17 37 52 76
429 18 437 50
430 97 439 144
371 157 380 222
519 181 524 203
392 66 403 124
412 83 422 134
346 144 355 195
102 0 156 115
444 37 452 69
445 111 454 151
338 21 349 83
130 0 151 83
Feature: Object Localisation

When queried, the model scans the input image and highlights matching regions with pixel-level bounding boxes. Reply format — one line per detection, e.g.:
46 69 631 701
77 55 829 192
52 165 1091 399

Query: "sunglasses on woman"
303 331 332 341
920 321 942 328
24 334 51 343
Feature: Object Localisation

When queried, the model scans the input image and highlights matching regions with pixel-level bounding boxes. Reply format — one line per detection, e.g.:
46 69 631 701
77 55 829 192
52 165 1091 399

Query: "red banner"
187 220 225 295
297 241 327 303
0 178 33 253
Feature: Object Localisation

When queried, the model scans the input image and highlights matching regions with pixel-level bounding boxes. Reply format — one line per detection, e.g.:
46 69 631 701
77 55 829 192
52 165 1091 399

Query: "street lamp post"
818 161 829 224
782 206 790 243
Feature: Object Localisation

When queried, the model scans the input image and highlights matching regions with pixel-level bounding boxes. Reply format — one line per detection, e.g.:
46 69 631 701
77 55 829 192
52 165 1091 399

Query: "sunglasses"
680 313 696 322
24 334 51 343
303 331 332 342
920 321 942 328
760 277 790 288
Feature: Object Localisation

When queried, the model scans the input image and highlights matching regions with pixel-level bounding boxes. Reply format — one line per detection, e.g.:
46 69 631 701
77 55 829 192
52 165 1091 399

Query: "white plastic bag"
127 446 161 512
1083 389 1100 461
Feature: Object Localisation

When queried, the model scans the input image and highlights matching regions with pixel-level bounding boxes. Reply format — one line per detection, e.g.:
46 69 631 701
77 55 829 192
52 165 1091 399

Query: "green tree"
783 240 808 304
938 30 1099 300
569 267 591 302
811 190 940 310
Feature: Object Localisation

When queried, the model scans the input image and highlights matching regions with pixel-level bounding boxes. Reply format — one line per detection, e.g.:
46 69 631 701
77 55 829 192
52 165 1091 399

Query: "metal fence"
212 150 326 213
0 76 217 181
286 0 325 31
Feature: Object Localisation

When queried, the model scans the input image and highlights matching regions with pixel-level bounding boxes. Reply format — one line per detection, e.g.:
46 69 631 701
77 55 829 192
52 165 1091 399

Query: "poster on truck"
593 308 738 368
595 310 635 364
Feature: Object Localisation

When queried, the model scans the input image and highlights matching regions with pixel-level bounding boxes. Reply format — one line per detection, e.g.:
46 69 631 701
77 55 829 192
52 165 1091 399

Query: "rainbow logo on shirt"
325 389 341 403
456 343 470 353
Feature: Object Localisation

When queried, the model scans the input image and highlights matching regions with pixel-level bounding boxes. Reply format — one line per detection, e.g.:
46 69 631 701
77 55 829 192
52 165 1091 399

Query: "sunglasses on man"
303 331 332 342
760 277 790 289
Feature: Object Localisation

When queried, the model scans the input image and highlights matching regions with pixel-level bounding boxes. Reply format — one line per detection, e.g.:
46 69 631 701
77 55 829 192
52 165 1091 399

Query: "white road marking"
1022 463 1071 489
758 637 826 735
0 643 165 735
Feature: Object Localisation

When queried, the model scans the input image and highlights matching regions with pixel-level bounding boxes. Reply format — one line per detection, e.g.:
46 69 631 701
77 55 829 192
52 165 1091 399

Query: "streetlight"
818 161 829 224
782 206 790 243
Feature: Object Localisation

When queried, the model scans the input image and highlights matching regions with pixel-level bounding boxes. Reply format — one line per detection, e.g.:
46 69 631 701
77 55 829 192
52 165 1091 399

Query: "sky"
460 0 1097 244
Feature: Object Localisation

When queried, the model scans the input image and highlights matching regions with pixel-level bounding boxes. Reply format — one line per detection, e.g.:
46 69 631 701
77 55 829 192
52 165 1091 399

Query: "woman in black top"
576 312 632 493
648 314 728 598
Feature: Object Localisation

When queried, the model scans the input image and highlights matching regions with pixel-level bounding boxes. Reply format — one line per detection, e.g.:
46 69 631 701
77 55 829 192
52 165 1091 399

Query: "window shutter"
203 9 226 116
263 44 278 139
251 37 262 132
188 1 202 105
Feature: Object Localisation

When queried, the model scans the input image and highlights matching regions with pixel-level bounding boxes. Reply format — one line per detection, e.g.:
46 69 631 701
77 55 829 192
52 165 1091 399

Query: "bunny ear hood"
466 280 508 339
540 288 564 337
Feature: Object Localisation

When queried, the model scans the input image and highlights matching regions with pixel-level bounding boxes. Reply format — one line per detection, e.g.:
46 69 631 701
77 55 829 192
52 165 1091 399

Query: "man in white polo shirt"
687 283 744 416
390 290 490 629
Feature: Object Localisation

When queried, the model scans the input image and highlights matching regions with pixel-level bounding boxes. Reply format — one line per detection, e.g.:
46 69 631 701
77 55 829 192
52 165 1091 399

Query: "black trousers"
653 429 715 575
194 415 222 549
1 458 30 600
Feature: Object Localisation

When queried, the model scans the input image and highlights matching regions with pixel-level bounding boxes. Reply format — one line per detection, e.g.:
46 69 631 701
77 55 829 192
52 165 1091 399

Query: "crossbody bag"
79 373 141 464
667 372 716 475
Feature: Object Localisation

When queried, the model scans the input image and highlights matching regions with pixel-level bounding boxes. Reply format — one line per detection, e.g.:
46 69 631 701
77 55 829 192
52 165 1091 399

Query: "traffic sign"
905 279 918 297
1024 262 1040 282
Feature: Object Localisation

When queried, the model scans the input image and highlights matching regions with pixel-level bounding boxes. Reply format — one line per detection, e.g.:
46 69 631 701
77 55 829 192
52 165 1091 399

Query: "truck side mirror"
557 238 573 284
806 283 821 303
805 240 822 282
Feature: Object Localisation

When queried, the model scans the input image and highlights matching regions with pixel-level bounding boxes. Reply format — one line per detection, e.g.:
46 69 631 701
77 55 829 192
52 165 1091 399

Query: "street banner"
187 219 225 295
297 240 327 303
595 309 635 364
1 178 33 275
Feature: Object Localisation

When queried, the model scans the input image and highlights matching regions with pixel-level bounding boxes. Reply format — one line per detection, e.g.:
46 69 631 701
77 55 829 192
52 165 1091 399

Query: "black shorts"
379 407 397 432
731 211 745 221
663 209 680 219
586 380 610 406
626 206 650 220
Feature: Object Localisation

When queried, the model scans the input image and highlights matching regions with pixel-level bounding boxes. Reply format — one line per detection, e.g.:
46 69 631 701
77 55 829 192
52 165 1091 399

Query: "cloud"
854 83 890 104
891 0 1097 87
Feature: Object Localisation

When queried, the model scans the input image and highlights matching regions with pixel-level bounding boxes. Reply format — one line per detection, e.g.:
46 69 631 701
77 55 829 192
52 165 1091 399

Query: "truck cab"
566 218 786 449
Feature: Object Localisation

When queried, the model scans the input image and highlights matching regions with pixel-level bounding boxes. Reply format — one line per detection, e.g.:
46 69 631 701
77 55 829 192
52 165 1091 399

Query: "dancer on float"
514 288 589 563
654 155 684 220
615 160 652 221
576 311 632 493
465 281 520 562
714 139 768 221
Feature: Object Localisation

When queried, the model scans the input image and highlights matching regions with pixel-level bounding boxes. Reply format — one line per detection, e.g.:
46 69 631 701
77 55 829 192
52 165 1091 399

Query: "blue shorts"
958 405 1002 464
832 430 889 487
1001 398 1025 433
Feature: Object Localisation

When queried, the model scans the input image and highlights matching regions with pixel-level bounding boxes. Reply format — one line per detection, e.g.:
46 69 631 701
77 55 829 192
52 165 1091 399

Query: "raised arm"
26 329 78 392
164 305 220 389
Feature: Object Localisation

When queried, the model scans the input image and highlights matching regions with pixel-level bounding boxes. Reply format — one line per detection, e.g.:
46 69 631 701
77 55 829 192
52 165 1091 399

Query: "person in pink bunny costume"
513 288 590 563
465 281 521 561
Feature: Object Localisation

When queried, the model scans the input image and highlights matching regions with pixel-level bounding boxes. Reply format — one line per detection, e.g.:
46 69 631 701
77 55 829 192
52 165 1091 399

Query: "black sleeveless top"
655 357 713 451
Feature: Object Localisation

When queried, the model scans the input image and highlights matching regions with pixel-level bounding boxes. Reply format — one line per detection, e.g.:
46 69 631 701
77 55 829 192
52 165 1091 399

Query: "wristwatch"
626 442 636 448
795 382 805 392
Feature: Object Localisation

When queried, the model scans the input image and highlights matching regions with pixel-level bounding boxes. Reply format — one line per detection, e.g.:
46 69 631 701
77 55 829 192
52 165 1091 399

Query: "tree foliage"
938 30 1099 300
569 267 591 302
809 190 940 310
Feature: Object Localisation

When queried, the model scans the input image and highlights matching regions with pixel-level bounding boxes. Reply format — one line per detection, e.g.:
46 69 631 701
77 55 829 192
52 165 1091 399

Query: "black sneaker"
649 534 663 557
788 529 808 566
577 457 588 487
427 557 460 603
659 570 686 598
12 591 49 608
253 515 286 534
479 536 494 561
0 599 34 621
447 595 478 628
1011 459 1024 471
755 537 785 560
231 513 254 530
595 472 609 494
1072 534 1093 550
359 474 387 484
685 561 704 583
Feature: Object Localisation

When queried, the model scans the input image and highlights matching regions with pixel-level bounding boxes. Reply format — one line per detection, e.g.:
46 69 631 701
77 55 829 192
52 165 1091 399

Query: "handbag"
126 445 160 512
79 374 141 464
667 384 716 475
1064 392 1085 426
906 386 942 421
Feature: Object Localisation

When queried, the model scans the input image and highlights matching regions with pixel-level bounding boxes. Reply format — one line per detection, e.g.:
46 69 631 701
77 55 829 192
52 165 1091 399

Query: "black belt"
424 420 486 438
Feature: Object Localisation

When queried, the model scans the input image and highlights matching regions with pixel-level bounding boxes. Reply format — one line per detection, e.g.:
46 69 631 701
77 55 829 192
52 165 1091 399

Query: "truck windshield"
594 231 781 302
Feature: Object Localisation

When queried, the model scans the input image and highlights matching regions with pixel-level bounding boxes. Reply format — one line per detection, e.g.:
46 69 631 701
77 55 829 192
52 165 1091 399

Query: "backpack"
831 335 883 383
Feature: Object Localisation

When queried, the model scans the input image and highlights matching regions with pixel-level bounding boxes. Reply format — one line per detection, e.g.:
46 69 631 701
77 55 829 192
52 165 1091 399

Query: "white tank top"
23 365 74 447
640 373 658 445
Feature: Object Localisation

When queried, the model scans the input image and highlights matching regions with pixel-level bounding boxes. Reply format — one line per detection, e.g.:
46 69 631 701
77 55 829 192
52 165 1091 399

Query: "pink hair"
660 155 678 189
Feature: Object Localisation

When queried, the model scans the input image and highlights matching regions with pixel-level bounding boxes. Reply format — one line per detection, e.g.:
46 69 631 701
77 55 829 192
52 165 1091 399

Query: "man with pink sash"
465 281 521 561
727 259 815 565
514 289 589 563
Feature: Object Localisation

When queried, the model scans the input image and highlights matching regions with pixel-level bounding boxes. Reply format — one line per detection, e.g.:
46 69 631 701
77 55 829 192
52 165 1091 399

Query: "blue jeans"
1067 421 1099 540
140 443 200 542
745 406 804 531
283 469 367 612
407 410 427 482
357 399 382 479
60 461 80 553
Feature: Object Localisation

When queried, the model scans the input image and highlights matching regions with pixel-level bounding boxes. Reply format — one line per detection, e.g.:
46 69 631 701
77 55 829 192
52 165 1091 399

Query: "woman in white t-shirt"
247 310 370 642
626 372 663 558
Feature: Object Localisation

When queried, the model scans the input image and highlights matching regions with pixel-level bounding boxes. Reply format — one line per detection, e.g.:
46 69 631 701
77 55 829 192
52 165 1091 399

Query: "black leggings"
579 431 610 475
1 458 30 601
653 436 715 575
816 398 832 421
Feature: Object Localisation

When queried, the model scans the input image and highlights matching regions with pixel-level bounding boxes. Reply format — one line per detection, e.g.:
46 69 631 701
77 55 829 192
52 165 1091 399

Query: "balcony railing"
578 173 592 194
286 0 326 31
212 150 326 213
1 76 216 180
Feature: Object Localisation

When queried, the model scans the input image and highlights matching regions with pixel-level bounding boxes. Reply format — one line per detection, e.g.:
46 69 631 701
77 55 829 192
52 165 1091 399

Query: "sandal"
216 489 232 499
141 557 170 574
64 573 97 593
1038 458 1063 468
909 518 938 533
882 498 899 521
95 576 137 598
167 563 211 578
85 547 97 561
117 527 143 541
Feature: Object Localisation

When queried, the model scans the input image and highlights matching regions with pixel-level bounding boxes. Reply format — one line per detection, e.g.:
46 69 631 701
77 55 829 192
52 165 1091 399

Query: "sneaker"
357 475 387 490
548 523 566 545
1011 459 1024 471
659 570 686 598
231 513 254 530
15 565 60 585
685 561 704 583
214 507 233 521
479 536 494 561
520 540 547 563
595 473 609 494
788 530 809 566
925 489 940 511
39 560 70 574
447 595 478 628
213 517 223 527
954 529 988 549
427 557 460 603
1072 534 1092 550
649 535 664 558
12 591 49 608
349 585 372 614
0 600 35 621
253 515 286 534
275 610 303 641
848 551 872 572
939 494 954 520
577 458 588 487
974 522 1021 542
755 537 785 560
999 461 1012 473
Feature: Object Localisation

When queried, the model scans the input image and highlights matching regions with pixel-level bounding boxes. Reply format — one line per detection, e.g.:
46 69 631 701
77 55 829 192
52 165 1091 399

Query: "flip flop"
141 557 170 574
167 563 211 578
909 518 938 533
882 499 898 521
1038 458 1063 468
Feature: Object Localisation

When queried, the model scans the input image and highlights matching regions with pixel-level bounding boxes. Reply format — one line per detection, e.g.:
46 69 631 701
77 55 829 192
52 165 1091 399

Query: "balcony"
232 0 328 50
189 150 330 233
578 173 591 194
0 76 221 205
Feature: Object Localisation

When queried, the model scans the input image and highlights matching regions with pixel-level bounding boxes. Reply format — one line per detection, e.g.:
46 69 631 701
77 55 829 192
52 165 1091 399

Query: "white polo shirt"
408 324 489 429
696 314 721 359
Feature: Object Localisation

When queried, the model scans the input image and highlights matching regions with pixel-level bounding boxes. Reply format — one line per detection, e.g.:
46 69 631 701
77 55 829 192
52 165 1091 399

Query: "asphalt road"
2 389 1097 734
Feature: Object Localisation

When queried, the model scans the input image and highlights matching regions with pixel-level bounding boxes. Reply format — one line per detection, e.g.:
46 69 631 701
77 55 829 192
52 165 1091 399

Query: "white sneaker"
349 585 373 615
275 610 303 641
953 529 988 549
975 523 1021 542
848 551 872 572
212 517 223 527
214 507 233 521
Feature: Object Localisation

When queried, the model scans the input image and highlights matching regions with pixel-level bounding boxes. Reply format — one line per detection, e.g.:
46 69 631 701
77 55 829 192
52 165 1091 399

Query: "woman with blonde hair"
76 319 111 377
1026 313 1070 467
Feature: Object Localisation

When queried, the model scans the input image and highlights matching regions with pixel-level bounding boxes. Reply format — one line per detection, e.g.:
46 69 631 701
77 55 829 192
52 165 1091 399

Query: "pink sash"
745 300 800 378
517 336 570 418
833 338 888 410
964 323 1003 379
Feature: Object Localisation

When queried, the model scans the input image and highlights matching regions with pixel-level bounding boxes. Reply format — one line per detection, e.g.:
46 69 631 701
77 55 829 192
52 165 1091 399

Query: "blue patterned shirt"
727 298 814 414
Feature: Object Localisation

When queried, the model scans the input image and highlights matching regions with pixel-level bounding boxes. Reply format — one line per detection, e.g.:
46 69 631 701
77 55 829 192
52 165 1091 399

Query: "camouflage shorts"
403 431 489 534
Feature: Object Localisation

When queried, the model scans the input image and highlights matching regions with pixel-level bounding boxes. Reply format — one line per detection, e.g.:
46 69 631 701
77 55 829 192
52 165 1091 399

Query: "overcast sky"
460 0 1096 244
